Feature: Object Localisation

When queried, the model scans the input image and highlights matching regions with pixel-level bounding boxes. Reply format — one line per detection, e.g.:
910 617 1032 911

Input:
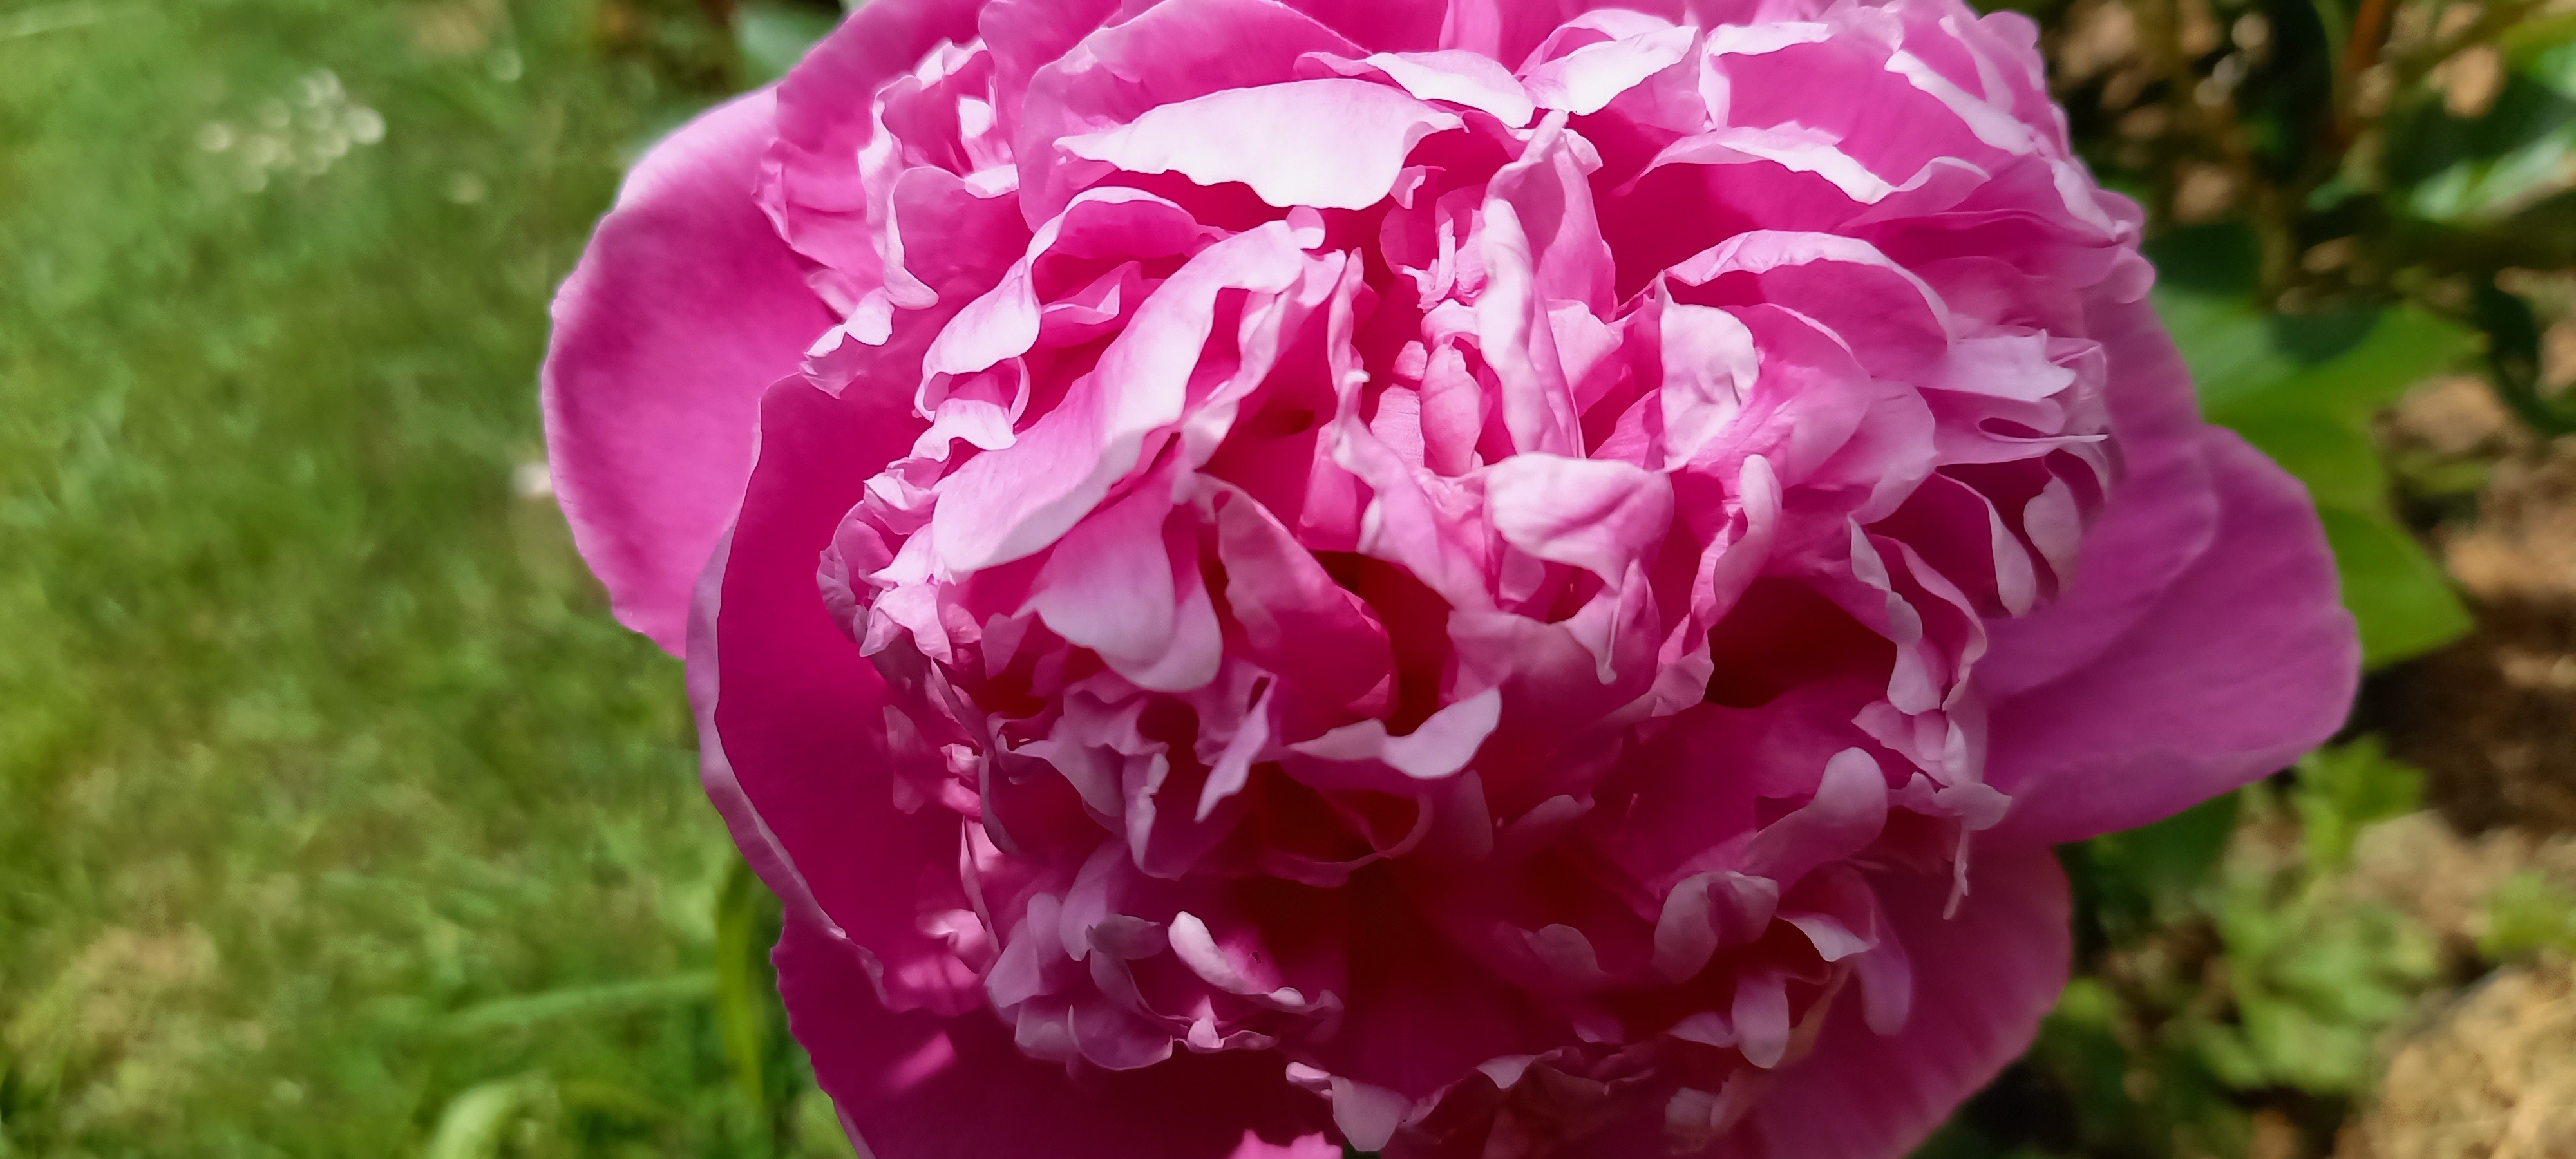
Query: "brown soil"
2340 956 2576 1159
2371 379 2576 835
2345 814 2576 957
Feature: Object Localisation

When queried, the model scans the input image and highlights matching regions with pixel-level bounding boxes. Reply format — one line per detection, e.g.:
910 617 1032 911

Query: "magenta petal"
772 918 1336 1159
1745 843 2070 1159
1984 426 2360 844
1979 292 2217 696
542 1 2322 1151
696 379 991 1013
1280 0 1448 51
543 90 835 653
762 0 984 293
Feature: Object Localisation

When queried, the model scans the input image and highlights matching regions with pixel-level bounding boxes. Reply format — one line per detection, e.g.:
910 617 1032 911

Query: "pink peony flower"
542 1 2358 1155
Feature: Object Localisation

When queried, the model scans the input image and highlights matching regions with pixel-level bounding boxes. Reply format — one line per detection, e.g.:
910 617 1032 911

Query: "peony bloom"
542 0 2358 1154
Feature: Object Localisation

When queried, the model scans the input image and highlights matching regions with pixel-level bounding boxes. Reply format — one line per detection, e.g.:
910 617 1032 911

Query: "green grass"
0 0 835 1153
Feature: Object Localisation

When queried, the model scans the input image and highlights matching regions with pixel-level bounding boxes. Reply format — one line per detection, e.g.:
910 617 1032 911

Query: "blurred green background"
1 0 2571 1156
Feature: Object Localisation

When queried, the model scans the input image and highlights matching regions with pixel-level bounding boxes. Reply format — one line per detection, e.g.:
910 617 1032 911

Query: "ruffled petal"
773 916 1338 1159
1739 843 2070 1159
762 0 985 299
543 90 835 653
1061 79 1465 211
1983 424 2359 844
1978 292 2217 696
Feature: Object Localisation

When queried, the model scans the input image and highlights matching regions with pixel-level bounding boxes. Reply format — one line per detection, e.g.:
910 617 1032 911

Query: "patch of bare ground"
2338 956 2576 1159
2372 378 2576 834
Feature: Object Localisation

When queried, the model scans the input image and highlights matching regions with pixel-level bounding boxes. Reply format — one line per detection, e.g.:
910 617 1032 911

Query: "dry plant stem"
2334 0 2397 145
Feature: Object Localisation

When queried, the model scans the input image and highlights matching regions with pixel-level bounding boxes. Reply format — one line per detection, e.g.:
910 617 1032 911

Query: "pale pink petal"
1483 453 1674 584
932 225 1314 571
1520 23 1695 115
544 90 834 653
1304 49 1537 126
1063 79 1464 211
1016 0 1366 220
925 188 1208 377
1668 229 1952 382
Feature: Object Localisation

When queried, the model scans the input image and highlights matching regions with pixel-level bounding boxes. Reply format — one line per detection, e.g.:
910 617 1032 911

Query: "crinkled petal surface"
542 0 2359 1154
774 918 1338 1159
544 90 834 651
1982 423 2359 843
1982 298 2359 845
1745 845 2070 1159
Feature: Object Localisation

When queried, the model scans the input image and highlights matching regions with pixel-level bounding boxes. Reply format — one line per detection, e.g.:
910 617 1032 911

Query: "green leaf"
2318 509 2476 668
2199 884 2439 1095
794 1088 863 1159
2480 871 2576 958
2219 410 2386 513
2292 739 2425 871
2407 131 2576 223
2155 290 2477 668
734 1 840 86
424 1075 555 1159
2083 792 2242 935
2511 17 2576 95
442 974 714 1036
714 856 791 1138
2184 303 2477 424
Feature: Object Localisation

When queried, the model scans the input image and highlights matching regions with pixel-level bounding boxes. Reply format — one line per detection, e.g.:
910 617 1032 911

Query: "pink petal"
926 188 1208 377
762 0 984 297
1743 748 1892 888
1016 0 1366 220
1983 424 2358 844
1062 79 1464 211
1668 229 1952 384
1744 843 2070 1159
1211 487 1394 708
692 379 985 1015
1278 0 1448 51
1305 49 1537 126
1027 476 1184 681
544 90 834 654
772 917 1337 1159
979 0 1122 139
931 225 1314 572
1482 453 1674 584
1438 0 1690 66
1979 292 2217 695
1520 23 1694 115
1473 120 1602 457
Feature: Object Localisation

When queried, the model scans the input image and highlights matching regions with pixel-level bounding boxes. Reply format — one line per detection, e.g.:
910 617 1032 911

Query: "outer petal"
696 379 985 1014
773 918 1340 1159
1983 424 2360 844
544 90 832 653
1739 843 2070 1159
1978 292 2215 696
